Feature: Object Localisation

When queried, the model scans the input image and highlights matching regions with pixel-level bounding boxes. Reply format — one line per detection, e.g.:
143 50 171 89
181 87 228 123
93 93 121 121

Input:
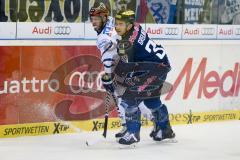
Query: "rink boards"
0 40 239 138
0 110 239 138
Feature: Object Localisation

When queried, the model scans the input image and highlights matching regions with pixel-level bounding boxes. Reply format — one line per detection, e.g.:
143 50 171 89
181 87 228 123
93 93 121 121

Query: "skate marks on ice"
84 130 178 150
0 121 240 160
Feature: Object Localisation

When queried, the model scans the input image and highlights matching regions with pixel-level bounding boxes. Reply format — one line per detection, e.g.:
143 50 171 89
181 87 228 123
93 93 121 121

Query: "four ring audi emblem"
54 26 71 35
235 28 240 35
164 28 179 35
201 28 215 35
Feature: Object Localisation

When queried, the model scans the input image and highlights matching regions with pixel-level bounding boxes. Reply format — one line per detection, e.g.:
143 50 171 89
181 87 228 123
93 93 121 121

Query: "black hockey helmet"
115 10 135 24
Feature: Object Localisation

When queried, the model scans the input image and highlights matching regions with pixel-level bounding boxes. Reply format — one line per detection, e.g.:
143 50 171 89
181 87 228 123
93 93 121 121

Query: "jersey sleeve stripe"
104 64 115 68
102 41 113 55
102 58 115 62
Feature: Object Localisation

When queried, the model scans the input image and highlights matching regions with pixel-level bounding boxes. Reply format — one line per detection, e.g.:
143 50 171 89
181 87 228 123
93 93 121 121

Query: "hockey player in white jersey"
89 2 153 138
89 2 126 138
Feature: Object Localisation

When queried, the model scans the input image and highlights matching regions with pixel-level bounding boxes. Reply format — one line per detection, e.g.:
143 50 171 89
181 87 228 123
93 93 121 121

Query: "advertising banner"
1 22 240 40
0 46 112 126
164 40 240 114
217 25 240 39
17 22 85 39
182 24 217 39
0 41 240 137
146 24 182 39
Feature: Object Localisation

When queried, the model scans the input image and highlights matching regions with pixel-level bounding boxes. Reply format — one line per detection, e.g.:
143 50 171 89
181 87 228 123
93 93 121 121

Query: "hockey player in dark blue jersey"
114 10 175 145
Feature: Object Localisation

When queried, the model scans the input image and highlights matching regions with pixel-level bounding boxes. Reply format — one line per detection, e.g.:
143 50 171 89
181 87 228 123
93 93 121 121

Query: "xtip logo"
185 110 201 124
53 123 70 134
169 110 201 124
92 121 104 131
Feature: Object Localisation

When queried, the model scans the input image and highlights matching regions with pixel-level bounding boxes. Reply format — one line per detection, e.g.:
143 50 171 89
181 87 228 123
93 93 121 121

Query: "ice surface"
0 121 239 160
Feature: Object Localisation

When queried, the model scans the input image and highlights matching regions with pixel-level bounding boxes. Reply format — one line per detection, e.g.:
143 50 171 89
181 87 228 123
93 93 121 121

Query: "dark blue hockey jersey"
121 23 170 67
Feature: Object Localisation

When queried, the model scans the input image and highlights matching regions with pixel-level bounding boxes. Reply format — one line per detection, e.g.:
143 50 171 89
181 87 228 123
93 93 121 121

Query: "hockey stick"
86 91 118 146
103 90 120 137
102 91 111 138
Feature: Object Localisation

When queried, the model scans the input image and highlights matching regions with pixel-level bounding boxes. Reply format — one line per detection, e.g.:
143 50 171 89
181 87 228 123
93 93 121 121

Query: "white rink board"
163 41 240 114
0 22 16 39
145 24 182 39
1 23 240 40
217 25 240 39
17 22 85 39
182 24 217 39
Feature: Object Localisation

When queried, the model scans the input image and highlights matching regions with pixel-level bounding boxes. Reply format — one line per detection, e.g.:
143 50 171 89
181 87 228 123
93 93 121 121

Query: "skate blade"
155 138 178 144
165 138 178 143
118 142 138 149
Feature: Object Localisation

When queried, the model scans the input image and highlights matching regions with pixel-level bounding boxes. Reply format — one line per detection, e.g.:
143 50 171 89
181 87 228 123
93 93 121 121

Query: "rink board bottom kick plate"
0 110 239 138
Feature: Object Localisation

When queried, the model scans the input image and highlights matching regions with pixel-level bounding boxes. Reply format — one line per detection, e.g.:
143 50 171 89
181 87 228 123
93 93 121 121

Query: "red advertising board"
0 46 118 125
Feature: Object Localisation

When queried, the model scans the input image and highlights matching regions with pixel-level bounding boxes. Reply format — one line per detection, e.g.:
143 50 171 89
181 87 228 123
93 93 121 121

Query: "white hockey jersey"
96 16 120 74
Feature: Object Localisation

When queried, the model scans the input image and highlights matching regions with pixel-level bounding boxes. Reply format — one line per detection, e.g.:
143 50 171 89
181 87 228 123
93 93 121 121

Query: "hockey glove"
117 40 132 56
101 73 115 93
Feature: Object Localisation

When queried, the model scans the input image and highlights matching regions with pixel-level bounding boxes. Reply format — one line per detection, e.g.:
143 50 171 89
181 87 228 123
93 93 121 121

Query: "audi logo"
164 28 179 35
54 26 71 35
235 28 240 35
201 28 215 35
69 71 105 93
